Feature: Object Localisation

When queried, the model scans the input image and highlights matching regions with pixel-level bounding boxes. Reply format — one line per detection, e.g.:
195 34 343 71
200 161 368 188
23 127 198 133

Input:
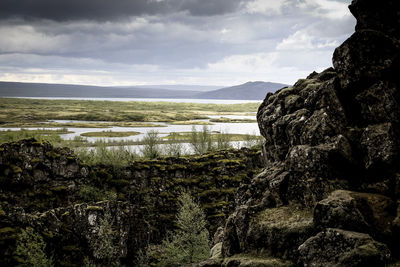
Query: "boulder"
298 228 390 267
314 190 396 240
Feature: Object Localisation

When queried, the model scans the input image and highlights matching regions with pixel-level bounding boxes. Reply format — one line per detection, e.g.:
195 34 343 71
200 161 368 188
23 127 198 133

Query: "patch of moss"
10 165 22 173
172 177 200 185
151 177 162 184
0 227 15 234
30 158 40 163
221 188 237 195
61 211 70 217
0 227 17 241
46 151 61 159
134 163 151 170
202 201 228 210
167 164 187 171
153 164 166 171
254 206 313 229
0 205 5 217
42 231 54 239
198 188 221 198
207 213 226 219
50 186 68 193
86 206 103 211
217 159 242 166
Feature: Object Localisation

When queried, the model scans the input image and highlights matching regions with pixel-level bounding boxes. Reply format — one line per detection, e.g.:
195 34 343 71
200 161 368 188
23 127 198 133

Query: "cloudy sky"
0 0 355 87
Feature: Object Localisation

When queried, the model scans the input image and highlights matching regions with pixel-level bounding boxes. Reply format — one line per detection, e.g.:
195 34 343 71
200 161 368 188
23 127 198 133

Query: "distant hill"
195 81 289 100
0 81 201 98
0 81 289 100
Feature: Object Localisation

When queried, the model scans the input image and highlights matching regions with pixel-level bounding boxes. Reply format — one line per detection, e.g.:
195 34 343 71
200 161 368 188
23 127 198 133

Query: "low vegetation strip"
80 131 141 137
0 122 166 128
0 97 259 125
209 118 257 123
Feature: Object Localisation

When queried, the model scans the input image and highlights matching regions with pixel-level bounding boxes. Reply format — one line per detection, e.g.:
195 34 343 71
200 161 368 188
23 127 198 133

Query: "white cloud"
276 30 314 50
207 53 277 72
246 0 288 15
0 25 68 53
297 0 350 20
276 29 340 51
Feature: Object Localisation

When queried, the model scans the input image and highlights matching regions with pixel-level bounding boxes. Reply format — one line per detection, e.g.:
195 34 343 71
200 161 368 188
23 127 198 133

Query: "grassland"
1 122 166 128
0 98 259 126
80 131 141 137
209 118 257 123
0 129 69 144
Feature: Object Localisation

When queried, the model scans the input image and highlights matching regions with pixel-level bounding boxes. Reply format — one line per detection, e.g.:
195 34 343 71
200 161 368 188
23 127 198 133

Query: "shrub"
165 132 184 157
215 132 232 150
15 228 53 267
140 130 161 159
189 126 213 155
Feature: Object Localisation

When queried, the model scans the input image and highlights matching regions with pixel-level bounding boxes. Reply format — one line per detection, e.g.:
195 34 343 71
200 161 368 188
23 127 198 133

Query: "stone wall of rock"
218 0 400 266
0 138 264 266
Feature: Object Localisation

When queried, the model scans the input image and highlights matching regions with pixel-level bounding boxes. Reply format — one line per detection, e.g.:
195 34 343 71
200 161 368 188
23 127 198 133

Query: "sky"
0 0 356 87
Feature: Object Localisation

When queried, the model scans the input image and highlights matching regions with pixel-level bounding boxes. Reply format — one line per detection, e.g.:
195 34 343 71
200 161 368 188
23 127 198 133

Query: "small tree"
189 126 213 155
165 132 184 157
141 130 161 159
215 132 232 150
159 192 210 266
15 228 53 267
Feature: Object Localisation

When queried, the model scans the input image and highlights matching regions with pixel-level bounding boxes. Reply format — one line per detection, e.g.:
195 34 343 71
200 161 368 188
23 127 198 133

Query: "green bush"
189 126 213 155
140 130 161 159
165 132 184 157
15 228 53 267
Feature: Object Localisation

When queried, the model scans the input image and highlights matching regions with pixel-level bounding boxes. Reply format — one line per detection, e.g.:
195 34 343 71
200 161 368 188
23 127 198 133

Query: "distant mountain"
0 81 289 100
0 81 202 98
132 84 221 92
195 81 289 100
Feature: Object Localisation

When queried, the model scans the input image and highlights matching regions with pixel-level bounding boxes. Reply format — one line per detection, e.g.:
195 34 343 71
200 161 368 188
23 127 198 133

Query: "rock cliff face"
219 0 400 266
0 138 263 266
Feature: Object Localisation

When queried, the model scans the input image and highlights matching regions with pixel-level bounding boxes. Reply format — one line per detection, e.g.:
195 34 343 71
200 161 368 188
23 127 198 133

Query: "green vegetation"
169 120 213 125
75 144 137 166
1 122 165 128
140 130 161 159
0 98 262 167
80 131 140 137
165 132 185 157
157 192 210 266
189 126 213 154
89 212 120 266
0 129 69 144
0 97 259 125
14 228 53 267
210 117 257 123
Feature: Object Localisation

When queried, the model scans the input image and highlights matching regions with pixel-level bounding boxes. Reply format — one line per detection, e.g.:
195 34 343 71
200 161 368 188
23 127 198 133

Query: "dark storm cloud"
0 0 244 22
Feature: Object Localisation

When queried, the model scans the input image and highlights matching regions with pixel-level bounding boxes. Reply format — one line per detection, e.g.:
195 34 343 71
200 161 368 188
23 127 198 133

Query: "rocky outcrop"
0 138 264 266
221 0 400 266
